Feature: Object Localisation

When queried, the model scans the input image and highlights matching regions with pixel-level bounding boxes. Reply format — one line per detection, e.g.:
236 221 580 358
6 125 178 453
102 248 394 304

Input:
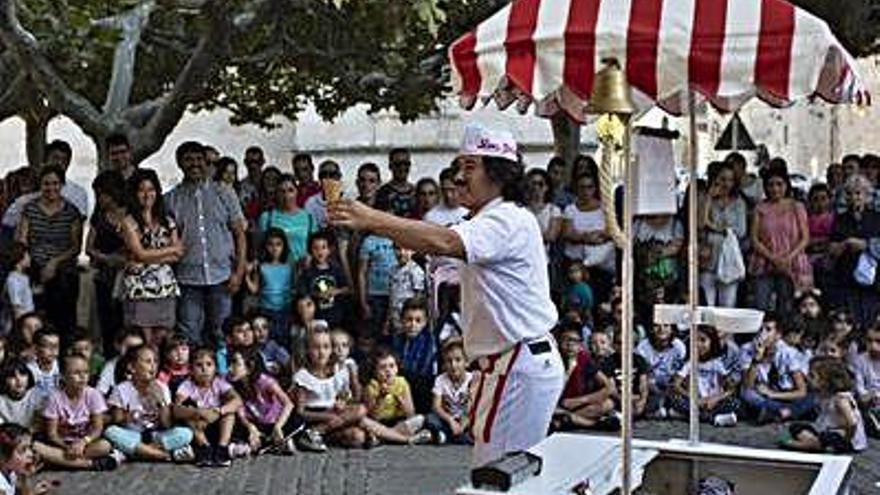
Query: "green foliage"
792 0 880 56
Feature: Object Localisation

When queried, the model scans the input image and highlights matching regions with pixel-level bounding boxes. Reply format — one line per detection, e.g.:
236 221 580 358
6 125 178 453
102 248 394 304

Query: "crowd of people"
0 132 875 490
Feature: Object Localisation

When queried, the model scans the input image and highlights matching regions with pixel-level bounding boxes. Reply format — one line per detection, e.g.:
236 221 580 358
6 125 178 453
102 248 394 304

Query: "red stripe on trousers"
688 0 728 97
563 0 601 99
626 0 663 99
469 354 499 433
504 0 541 94
451 31 482 96
482 343 523 443
755 0 795 100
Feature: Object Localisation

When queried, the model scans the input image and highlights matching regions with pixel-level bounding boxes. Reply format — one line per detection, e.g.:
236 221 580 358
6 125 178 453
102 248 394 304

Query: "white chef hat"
459 124 518 162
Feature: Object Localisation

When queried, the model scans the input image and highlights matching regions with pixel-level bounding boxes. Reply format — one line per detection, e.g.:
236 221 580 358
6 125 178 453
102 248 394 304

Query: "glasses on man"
391 160 411 168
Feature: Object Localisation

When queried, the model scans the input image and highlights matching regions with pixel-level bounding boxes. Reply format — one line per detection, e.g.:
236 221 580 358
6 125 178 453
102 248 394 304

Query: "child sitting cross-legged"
157 333 190 396
552 323 617 432
636 323 685 418
173 348 242 467
781 356 867 453
104 345 195 463
668 326 741 426
42 353 122 471
363 347 434 446
425 338 475 444
227 348 304 455
849 321 880 437
249 311 290 377
740 313 814 424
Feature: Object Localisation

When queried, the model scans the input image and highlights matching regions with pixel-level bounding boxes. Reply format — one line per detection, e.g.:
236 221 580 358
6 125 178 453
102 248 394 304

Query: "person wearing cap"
328 124 564 466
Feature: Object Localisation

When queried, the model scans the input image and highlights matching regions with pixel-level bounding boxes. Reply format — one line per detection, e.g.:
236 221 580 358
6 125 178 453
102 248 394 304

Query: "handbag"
854 251 877 287
716 229 745 284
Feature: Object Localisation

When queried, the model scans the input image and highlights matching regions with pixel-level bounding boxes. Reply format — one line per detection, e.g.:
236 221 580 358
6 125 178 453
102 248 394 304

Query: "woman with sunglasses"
329 124 563 468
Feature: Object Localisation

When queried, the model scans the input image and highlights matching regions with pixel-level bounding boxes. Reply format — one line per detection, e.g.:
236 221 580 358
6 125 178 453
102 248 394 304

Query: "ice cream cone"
322 178 343 203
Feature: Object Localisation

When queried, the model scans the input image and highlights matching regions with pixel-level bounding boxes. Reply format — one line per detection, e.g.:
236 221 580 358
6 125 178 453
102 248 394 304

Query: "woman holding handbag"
561 172 615 305
699 162 747 308
828 174 880 326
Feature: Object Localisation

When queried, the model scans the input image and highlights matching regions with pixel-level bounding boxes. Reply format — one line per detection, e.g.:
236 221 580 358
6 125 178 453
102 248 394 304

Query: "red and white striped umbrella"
449 0 870 120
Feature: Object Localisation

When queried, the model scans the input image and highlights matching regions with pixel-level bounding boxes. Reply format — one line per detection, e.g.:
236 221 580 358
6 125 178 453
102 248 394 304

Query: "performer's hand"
327 199 375 231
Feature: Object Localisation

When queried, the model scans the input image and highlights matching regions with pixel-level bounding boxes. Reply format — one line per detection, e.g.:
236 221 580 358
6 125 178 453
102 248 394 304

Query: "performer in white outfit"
329 124 564 466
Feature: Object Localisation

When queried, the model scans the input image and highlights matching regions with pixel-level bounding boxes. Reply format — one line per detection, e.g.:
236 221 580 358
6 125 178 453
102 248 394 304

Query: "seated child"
0 423 56 495
68 329 105 382
782 357 867 453
227 348 303 455
173 348 243 467
636 323 685 417
290 295 327 370
668 326 740 426
426 338 475 444
391 298 436 414
740 314 814 423
592 331 650 418
849 322 880 436
96 328 145 396
363 347 433 445
105 345 195 462
250 311 290 377
330 328 361 402
292 329 365 450
157 333 190 395
0 358 108 472
553 325 616 431
216 316 256 376
8 312 43 364
26 329 60 401
1 242 33 335
42 353 121 471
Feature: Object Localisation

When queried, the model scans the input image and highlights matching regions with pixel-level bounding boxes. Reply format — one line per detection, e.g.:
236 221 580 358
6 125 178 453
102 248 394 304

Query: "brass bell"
587 58 635 115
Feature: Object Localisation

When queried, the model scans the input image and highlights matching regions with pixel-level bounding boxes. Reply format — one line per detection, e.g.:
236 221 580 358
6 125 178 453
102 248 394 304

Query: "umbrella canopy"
449 0 871 121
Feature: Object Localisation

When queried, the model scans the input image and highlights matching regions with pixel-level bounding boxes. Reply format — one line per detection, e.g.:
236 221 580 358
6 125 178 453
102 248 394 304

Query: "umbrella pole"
620 118 635 494
687 91 701 445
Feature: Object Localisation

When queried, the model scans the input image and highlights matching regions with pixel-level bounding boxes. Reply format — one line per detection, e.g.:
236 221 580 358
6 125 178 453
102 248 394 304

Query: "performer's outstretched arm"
329 199 465 259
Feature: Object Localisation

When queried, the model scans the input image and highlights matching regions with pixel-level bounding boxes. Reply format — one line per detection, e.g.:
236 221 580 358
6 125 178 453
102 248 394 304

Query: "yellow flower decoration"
595 114 626 148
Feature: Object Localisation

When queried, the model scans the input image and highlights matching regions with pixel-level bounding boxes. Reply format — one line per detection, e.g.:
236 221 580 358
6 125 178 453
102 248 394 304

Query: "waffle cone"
322 178 343 203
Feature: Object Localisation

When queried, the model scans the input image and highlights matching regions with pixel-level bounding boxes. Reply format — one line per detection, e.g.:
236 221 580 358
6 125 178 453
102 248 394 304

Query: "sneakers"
408 429 433 445
195 445 213 468
713 412 738 427
295 429 328 453
435 430 447 445
403 414 426 433
228 442 252 459
653 407 668 420
171 445 195 463
595 413 622 432
92 453 121 472
282 437 298 455
213 446 232 467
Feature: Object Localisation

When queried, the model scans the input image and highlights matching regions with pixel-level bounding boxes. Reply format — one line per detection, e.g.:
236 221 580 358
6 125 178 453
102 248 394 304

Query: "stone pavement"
45 421 880 495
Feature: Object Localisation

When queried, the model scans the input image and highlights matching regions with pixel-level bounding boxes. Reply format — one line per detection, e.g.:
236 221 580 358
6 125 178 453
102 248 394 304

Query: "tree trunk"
22 107 52 168
551 113 581 178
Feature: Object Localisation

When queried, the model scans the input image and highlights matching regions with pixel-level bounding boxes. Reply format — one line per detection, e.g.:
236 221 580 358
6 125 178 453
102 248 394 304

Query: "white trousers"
699 272 739 308
470 337 565 467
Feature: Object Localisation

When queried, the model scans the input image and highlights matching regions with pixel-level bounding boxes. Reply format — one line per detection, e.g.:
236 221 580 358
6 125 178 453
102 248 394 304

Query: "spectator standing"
292 153 320 207
699 162 747 308
106 134 136 181
304 160 343 230
749 166 812 315
164 141 247 346
85 171 128 356
414 178 440 220
15 165 83 334
375 148 417 218
258 174 316 265
561 173 615 304
121 169 183 348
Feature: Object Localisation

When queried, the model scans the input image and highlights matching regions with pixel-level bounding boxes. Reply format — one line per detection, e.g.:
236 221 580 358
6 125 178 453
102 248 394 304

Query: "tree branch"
135 1 234 161
0 0 107 136
102 1 157 114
